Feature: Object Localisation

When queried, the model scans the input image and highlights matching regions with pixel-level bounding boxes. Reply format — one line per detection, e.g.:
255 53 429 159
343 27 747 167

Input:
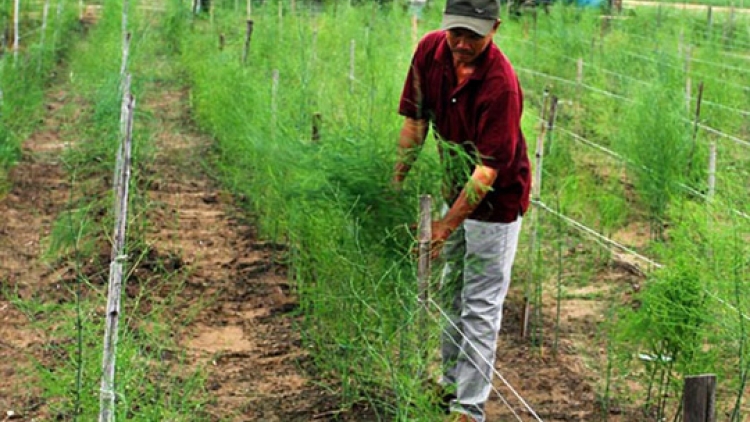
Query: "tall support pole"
12 0 20 63
707 141 716 200
349 39 355 94
37 0 51 73
99 74 136 422
575 58 583 132
522 90 550 339
417 195 432 359
271 69 279 136
686 81 704 178
242 19 254 65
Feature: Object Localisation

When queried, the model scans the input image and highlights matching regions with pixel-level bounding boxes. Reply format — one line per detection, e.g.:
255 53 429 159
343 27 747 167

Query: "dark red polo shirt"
399 30 531 223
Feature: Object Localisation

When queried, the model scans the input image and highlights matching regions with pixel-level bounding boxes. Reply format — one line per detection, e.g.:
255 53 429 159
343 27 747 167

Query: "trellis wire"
422 302 523 422
533 198 750 325
426 297 545 422
519 66 750 148
508 33 750 118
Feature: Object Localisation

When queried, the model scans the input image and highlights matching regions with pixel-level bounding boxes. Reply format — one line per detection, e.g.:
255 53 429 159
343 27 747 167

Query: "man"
392 1 531 421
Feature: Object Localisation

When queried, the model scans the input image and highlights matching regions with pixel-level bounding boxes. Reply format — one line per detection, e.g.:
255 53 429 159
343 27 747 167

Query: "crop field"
0 0 749 421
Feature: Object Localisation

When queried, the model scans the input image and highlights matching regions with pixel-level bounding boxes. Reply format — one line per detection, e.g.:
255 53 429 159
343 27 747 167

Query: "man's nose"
455 37 470 49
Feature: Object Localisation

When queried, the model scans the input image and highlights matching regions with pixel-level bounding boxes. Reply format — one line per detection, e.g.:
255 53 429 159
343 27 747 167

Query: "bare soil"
0 88 77 419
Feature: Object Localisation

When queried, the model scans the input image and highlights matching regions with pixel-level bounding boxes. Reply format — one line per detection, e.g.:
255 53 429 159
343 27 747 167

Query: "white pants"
439 216 523 422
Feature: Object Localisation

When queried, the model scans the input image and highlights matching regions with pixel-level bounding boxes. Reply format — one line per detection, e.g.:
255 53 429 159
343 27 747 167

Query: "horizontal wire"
420 303 524 422
425 297 545 422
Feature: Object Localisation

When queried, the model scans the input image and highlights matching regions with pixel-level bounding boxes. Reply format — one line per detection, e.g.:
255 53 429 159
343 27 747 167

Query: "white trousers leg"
439 216 523 422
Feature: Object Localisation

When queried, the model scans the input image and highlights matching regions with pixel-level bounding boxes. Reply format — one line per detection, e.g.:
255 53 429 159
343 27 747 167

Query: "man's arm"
430 165 498 256
393 117 428 186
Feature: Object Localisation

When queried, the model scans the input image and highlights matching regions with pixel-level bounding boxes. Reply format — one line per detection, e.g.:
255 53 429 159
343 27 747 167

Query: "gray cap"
441 0 499 36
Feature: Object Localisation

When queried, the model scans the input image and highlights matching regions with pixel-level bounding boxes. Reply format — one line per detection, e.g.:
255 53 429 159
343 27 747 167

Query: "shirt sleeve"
474 89 522 170
398 43 426 120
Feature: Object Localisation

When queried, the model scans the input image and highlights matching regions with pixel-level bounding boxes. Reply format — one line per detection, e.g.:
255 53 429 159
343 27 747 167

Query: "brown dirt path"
0 87 79 418
137 56 352 421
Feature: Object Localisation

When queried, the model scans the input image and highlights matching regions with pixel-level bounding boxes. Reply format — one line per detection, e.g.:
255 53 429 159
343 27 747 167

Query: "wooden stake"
12 0 19 63
349 39 355 93
686 79 705 183
544 96 560 155
707 141 716 200
242 19 254 65
219 33 225 51
120 32 130 79
271 69 279 133
706 6 713 35
575 58 583 132
683 374 716 422
246 0 251 19
523 90 550 339
417 195 432 308
417 194 432 351
37 0 51 73
99 74 135 422
312 112 322 142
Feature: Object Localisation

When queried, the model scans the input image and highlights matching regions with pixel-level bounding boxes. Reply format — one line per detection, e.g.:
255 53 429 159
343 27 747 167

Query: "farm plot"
170 1 749 420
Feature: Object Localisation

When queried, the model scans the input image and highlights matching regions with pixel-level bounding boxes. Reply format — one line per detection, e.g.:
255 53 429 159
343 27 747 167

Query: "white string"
425 297 545 422
533 200 663 268
698 123 750 148
421 304 524 422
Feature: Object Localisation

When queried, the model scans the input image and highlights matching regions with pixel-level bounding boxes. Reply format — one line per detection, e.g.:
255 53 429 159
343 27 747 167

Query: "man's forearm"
393 118 428 184
441 165 498 232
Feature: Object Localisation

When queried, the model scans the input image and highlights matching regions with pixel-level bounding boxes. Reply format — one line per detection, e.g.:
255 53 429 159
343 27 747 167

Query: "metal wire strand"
425 297 545 422
420 299 524 422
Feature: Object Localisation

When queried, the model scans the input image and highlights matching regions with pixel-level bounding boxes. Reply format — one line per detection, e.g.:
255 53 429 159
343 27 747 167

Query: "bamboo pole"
246 0 251 19
574 58 583 132
349 39 355 93
417 195 432 307
120 32 130 78
271 69 279 135
707 140 716 200
417 195 432 357
522 90 550 339
37 0 51 73
12 0 20 63
99 74 135 422
685 81 704 179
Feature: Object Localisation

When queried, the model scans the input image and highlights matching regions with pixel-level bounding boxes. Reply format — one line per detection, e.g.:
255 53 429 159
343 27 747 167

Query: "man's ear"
493 19 502 30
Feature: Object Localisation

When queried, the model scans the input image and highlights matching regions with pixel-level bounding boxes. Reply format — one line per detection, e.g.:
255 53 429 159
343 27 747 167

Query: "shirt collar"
434 31 496 82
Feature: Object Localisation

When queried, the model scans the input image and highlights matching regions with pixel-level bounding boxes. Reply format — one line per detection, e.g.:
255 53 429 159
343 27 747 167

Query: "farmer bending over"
392 0 531 421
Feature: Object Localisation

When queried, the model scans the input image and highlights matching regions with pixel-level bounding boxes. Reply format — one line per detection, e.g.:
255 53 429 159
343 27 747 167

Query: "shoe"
425 380 456 415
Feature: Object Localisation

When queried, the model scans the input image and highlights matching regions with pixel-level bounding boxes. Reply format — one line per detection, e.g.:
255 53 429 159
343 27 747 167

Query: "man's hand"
428 219 454 260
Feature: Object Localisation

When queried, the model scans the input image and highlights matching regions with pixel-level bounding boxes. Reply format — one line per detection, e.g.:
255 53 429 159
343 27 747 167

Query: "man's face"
445 24 498 65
